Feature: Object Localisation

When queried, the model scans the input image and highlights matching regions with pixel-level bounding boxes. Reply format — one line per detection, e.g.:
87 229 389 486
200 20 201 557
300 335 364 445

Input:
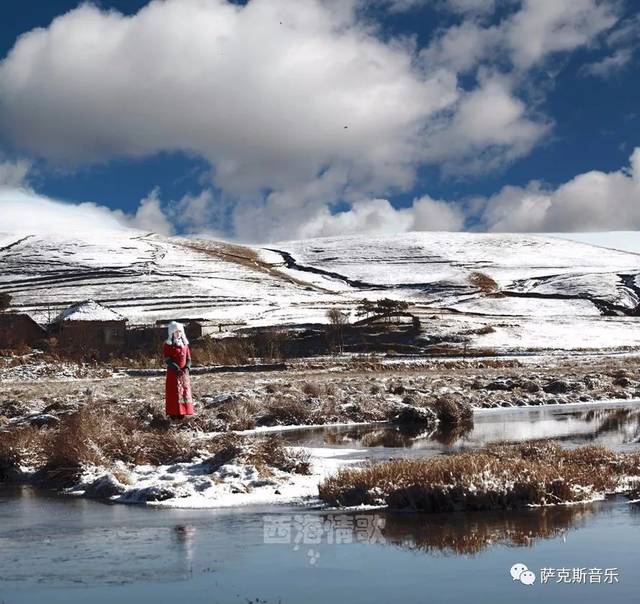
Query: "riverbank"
2 354 640 507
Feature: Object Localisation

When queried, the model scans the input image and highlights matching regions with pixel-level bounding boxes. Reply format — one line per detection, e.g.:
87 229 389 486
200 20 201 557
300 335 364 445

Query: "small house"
0 313 47 349
53 300 128 352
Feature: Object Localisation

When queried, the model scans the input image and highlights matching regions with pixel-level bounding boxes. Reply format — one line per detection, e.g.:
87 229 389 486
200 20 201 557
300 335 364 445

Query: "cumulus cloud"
506 0 617 69
0 0 457 200
280 195 465 239
0 0 629 241
480 148 640 232
134 188 174 235
422 75 550 174
0 188 128 233
2 148 638 240
0 0 587 213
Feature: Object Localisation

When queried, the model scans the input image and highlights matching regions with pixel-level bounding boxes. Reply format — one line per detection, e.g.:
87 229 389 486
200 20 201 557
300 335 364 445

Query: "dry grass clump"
191 337 255 366
204 433 311 476
319 442 640 511
430 395 473 427
475 325 496 335
301 381 324 397
249 435 311 475
45 407 199 468
215 398 262 431
0 426 46 478
257 397 312 426
2 406 202 485
205 433 245 471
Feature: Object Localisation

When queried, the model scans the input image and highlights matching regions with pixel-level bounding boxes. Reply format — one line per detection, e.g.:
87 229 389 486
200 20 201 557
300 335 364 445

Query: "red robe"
164 342 194 417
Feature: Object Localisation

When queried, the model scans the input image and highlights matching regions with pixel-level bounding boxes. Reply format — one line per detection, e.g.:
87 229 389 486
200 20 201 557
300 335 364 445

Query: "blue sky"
0 0 639 241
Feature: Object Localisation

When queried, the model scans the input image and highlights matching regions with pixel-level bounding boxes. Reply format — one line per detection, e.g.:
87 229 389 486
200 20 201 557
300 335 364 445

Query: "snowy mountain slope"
557 232 640 255
265 232 640 313
1 229 639 352
0 230 336 326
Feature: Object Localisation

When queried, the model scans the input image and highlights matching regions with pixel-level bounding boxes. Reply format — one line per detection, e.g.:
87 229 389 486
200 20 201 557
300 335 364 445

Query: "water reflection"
283 403 640 454
374 504 597 556
172 525 197 578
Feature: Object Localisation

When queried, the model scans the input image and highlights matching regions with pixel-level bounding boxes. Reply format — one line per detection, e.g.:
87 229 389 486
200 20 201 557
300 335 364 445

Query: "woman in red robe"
164 321 194 419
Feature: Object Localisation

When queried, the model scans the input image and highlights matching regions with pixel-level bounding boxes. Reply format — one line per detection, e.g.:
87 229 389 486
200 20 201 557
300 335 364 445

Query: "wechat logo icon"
510 563 536 586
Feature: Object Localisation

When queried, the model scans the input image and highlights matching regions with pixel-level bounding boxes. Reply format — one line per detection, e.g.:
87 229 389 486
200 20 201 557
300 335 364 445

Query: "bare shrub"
205 433 245 471
301 381 323 397
326 308 348 326
475 325 496 335
253 330 287 362
0 292 12 312
430 395 473 427
204 434 311 475
468 272 499 293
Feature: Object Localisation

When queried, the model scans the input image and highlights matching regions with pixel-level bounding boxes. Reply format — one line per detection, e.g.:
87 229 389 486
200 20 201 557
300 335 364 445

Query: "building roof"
54 300 127 323
0 312 46 330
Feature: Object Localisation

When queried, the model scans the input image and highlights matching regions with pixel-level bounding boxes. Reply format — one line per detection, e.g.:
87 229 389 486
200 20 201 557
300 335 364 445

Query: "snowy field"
1 228 639 352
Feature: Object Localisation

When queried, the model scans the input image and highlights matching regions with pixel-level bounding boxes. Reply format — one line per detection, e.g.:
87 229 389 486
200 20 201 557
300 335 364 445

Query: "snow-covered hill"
1 229 639 351
267 232 640 305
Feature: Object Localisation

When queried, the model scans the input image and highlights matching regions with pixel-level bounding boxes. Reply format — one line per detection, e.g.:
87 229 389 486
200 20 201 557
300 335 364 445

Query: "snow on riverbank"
72 446 365 509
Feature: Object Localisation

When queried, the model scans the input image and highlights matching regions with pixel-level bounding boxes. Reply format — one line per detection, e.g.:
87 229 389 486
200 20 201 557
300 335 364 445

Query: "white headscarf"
166 321 189 346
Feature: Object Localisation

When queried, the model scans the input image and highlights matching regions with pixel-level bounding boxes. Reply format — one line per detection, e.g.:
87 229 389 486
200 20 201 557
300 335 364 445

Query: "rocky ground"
2 354 640 431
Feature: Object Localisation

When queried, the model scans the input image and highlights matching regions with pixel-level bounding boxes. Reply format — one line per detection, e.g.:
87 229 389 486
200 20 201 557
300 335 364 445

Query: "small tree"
327 308 348 326
0 292 11 312
326 308 348 354
356 298 409 321
355 299 378 319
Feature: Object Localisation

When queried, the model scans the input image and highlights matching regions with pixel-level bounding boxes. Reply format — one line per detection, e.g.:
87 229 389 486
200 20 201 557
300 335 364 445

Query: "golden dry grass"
319 442 640 511
1 407 310 487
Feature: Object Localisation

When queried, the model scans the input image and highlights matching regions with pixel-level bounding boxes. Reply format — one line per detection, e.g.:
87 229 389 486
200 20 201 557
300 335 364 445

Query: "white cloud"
421 21 497 73
2 148 638 240
0 158 31 188
583 47 633 77
506 0 617 69
480 148 640 232
0 0 458 200
0 188 129 233
423 0 619 73
0 0 592 217
378 0 499 15
134 188 174 235
285 195 465 239
582 15 639 78
422 75 550 174
0 0 628 242
0 187 170 234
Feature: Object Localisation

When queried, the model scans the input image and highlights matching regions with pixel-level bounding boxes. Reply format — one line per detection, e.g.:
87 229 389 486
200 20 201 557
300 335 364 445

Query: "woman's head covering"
166 321 189 346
